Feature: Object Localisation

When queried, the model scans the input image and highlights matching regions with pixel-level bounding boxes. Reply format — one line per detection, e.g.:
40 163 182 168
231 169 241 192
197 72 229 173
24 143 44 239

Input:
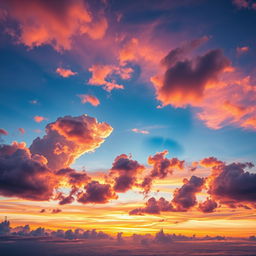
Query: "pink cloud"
88 64 133 91
33 116 46 123
1 0 108 51
77 94 100 106
0 128 8 135
131 128 149 134
237 46 249 55
18 128 25 134
56 67 77 78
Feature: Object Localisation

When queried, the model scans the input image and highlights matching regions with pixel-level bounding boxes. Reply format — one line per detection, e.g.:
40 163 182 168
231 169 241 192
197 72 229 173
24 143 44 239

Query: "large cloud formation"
0 0 108 51
151 38 256 130
131 175 204 215
208 162 256 204
0 142 56 200
152 49 230 108
30 115 113 170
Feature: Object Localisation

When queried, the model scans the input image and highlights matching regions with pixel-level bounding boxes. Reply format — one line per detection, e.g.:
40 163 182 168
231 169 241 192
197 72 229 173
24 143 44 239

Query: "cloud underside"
0 115 255 215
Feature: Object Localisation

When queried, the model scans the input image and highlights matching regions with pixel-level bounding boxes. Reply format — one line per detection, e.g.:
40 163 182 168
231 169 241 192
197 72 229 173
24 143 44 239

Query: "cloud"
18 128 25 134
151 39 256 130
141 150 184 194
208 162 256 204
77 94 100 106
0 142 57 200
77 181 117 204
88 64 133 91
129 197 174 215
30 115 113 170
0 129 8 135
152 49 230 108
56 67 77 78
199 157 223 168
198 198 218 213
131 128 149 134
34 116 46 123
172 176 205 211
0 0 108 51
236 46 249 55
132 175 204 215
51 208 62 214
56 167 91 187
109 154 145 192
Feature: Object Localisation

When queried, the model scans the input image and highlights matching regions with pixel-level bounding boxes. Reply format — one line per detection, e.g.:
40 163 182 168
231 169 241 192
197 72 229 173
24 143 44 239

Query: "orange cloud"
30 115 113 170
151 39 256 130
78 94 100 106
1 0 108 51
88 64 133 91
151 49 230 108
56 67 77 78
33 116 46 123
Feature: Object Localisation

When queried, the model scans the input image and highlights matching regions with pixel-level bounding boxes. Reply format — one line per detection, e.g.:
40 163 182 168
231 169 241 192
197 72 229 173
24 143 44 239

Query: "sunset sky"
0 0 256 239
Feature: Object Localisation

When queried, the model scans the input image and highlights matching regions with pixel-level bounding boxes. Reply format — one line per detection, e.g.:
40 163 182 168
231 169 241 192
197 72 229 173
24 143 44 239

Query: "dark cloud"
198 198 218 213
110 154 145 192
129 197 174 215
208 162 256 204
153 48 231 107
0 143 57 200
56 168 91 186
78 181 117 204
172 176 204 211
141 150 184 194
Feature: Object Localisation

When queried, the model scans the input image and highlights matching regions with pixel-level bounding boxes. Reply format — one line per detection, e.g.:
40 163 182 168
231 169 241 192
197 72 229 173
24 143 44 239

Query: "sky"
0 0 256 242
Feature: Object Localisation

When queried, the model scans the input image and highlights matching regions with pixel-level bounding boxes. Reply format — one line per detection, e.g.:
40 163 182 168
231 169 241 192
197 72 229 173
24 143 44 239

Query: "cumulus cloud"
56 167 91 187
0 0 108 51
141 150 184 194
0 142 57 200
152 49 230 108
30 115 113 170
88 64 133 91
56 67 77 78
199 157 223 168
129 197 174 215
198 198 218 213
77 94 100 106
151 38 256 130
172 176 205 211
77 181 117 204
109 154 145 192
208 162 256 204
